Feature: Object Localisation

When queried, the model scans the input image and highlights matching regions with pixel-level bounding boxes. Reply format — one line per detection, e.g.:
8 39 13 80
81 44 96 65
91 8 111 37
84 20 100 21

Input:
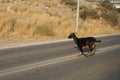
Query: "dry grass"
0 2 120 40
76 19 120 37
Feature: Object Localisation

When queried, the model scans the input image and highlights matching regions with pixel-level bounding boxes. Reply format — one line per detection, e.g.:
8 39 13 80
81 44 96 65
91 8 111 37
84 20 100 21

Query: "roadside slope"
0 0 120 40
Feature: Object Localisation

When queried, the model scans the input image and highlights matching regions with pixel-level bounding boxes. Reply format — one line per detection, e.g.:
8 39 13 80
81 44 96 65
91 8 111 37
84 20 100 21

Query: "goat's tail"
95 40 101 43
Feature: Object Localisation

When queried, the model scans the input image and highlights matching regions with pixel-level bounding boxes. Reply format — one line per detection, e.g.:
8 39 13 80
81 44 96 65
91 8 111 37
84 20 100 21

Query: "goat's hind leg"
87 44 96 56
91 43 96 55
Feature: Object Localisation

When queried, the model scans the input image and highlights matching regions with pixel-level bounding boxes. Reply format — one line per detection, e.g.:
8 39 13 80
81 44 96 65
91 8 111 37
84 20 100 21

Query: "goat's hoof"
87 53 95 57
78 54 81 57
84 54 89 57
91 53 95 56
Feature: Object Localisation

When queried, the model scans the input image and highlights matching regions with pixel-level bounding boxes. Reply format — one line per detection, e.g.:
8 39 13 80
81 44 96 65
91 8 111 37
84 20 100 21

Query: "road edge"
0 33 120 49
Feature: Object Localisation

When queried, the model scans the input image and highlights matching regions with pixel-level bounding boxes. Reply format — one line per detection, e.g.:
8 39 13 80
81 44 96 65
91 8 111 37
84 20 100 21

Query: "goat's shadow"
73 46 103 57
73 46 101 52
73 46 96 56
73 46 90 52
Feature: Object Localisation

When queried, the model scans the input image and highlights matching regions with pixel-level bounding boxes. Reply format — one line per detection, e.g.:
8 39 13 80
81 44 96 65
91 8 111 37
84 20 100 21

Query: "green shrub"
7 18 16 32
8 18 16 27
100 0 113 10
36 26 55 36
104 0 110 3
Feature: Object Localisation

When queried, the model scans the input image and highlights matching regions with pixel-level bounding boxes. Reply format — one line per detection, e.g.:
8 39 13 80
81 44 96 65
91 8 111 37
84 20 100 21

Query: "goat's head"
68 33 76 39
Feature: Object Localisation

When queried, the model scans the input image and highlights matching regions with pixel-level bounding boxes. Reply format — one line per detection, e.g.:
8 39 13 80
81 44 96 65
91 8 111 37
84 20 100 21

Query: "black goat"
68 33 101 57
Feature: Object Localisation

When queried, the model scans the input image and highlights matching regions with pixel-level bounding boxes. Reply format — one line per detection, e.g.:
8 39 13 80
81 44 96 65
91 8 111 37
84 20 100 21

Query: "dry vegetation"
0 0 120 40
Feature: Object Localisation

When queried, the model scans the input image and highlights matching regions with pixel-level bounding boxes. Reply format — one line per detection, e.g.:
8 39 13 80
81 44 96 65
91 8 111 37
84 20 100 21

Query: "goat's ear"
73 32 77 34
71 32 76 34
69 32 74 35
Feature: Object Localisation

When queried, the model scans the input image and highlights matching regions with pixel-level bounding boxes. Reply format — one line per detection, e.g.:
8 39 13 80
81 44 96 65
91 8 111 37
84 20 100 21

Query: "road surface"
0 34 120 80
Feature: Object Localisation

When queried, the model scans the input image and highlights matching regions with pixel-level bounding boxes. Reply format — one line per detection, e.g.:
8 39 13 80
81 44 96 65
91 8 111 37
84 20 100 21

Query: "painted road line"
0 44 120 77
0 54 78 77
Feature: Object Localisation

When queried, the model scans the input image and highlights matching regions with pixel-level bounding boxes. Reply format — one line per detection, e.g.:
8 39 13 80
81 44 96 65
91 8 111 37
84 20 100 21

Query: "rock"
0 0 10 3
26 2 32 5
7 5 15 13
34 2 39 6
22 1 26 4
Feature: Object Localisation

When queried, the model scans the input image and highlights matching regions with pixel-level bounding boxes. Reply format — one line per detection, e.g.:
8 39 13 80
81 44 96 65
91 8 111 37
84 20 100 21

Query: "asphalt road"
0 34 120 80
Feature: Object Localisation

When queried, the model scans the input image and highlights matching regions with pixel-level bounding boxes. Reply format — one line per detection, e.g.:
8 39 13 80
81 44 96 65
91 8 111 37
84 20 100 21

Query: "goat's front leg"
79 47 88 57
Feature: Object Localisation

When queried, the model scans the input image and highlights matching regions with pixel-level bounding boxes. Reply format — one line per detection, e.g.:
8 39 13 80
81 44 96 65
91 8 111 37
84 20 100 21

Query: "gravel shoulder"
0 38 27 48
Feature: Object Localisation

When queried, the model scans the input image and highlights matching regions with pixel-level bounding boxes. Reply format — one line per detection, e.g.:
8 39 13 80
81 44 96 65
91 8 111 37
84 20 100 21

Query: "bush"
7 18 16 32
116 8 120 13
100 0 113 10
80 9 99 20
61 0 77 10
80 10 87 20
61 0 77 6
36 26 55 36
101 10 119 26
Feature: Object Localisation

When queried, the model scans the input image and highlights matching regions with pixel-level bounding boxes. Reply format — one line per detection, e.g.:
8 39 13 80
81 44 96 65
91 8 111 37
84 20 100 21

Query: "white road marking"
97 45 120 53
0 54 78 77
0 44 120 77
